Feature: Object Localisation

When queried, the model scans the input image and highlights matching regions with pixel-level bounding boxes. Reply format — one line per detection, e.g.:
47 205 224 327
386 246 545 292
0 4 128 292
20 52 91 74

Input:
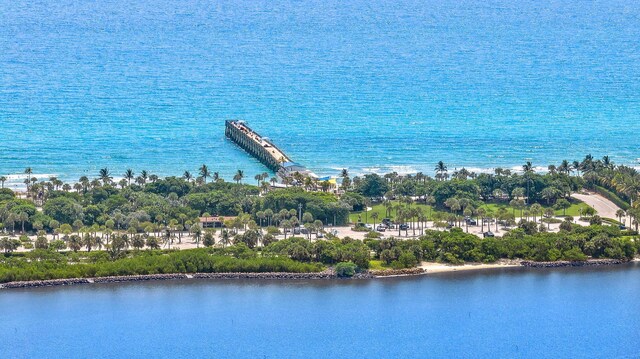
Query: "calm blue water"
1 264 640 358
2 0 640 187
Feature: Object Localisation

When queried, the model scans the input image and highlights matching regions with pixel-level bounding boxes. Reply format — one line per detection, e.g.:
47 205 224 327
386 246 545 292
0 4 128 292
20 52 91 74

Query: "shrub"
559 221 573 232
398 252 418 268
589 215 603 226
266 226 280 235
563 247 587 261
518 221 538 235
594 186 630 210
335 262 358 277
203 232 215 247
365 231 381 239
547 248 562 261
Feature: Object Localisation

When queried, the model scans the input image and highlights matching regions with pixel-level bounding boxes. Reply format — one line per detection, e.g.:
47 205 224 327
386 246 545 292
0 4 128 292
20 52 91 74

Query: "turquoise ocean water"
2 264 640 358
1 0 640 188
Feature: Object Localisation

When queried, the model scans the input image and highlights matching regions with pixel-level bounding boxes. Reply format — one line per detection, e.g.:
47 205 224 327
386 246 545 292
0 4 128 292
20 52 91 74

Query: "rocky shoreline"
370 268 426 277
0 259 633 289
520 258 628 268
0 271 339 289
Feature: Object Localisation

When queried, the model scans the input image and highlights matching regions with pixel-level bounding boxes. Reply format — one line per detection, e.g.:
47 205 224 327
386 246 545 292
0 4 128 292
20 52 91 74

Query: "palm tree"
540 187 558 205
0 176 6 188
572 161 581 176
199 164 211 184
522 162 534 204
544 208 555 229
255 174 262 186
140 170 149 184
444 197 461 214
616 209 626 226
217 229 229 247
99 168 112 185
530 203 543 223
558 160 570 175
371 212 379 230
17 212 28 233
234 170 244 184
435 161 448 181
24 167 32 182
124 169 135 185
183 171 193 182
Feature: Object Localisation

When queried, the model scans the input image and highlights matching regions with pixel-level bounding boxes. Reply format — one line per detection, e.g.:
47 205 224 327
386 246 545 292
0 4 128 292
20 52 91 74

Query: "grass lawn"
349 202 435 223
349 198 590 223
477 199 589 217
369 260 390 270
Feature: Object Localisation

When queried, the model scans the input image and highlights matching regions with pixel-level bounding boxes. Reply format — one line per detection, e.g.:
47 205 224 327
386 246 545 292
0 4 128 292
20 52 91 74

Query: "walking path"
571 192 622 220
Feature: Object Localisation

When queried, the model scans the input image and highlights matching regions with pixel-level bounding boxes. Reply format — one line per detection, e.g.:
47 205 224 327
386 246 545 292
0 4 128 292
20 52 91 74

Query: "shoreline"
1 259 635 290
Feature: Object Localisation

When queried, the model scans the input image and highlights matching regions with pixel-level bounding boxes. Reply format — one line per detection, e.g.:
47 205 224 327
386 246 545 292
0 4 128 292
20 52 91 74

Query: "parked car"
465 218 477 226
316 233 324 239
365 224 374 230
399 223 410 230
483 231 495 238
377 225 387 232
382 218 393 227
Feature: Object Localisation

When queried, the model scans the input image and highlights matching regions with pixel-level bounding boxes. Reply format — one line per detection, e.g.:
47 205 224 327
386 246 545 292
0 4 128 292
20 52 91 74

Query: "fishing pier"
225 120 315 178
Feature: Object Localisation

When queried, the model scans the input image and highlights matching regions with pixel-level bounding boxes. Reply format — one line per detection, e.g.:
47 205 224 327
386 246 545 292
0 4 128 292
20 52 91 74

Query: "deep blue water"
1 0 640 187
1 264 640 358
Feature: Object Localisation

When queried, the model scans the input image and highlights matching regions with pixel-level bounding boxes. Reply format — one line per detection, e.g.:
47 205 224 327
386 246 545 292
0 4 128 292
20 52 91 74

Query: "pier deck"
225 120 317 180
225 120 292 172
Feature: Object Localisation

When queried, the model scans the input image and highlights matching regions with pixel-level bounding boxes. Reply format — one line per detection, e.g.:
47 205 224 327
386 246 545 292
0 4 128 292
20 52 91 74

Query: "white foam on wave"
318 163 564 178
2 173 57 189
2 173 57 181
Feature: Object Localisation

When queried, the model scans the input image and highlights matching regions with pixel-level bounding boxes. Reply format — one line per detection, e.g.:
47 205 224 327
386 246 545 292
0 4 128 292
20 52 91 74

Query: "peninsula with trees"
1 154 639 286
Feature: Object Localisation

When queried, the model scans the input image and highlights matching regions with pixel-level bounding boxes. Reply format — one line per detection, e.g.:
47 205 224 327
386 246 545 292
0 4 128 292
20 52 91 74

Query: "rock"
520 259 627 268
369 268 426 277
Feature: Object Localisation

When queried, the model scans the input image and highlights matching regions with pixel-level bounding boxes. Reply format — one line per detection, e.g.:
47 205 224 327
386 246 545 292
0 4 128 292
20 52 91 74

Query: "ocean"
1 0 640 188
2 264 639 358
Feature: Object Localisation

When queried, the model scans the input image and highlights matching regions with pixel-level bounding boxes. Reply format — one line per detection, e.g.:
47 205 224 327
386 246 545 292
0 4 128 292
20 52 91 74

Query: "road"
571 192 622 220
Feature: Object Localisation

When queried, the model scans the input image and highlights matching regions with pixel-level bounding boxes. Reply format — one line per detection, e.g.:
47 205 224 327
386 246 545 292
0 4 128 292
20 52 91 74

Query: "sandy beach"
419 260 522 274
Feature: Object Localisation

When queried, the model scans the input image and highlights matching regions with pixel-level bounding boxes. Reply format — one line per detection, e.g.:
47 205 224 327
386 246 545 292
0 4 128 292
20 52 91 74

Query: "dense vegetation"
2 223 637 283
0 246 324 283
1 154 640 283
2 155 639 244
366 226 638 267
0 172 351 252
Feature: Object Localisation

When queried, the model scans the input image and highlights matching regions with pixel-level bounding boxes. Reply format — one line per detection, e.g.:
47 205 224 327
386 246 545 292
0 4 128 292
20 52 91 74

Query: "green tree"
233 170 245 184
124 169 135 186
554 199 571 216
99 168 112 185
356 174 389 198
435 161 448 181
199 164 211 184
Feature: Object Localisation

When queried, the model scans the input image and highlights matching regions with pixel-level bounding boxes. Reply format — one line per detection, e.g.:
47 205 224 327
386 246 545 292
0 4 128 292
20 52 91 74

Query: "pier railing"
225 120 287 172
